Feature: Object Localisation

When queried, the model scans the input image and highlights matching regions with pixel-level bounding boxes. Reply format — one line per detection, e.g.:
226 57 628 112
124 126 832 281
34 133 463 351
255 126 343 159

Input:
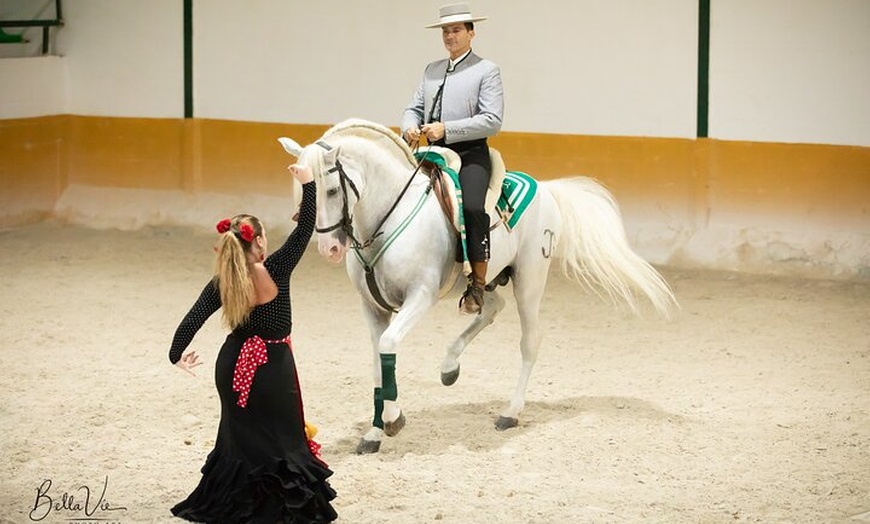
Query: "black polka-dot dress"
168 181 337 524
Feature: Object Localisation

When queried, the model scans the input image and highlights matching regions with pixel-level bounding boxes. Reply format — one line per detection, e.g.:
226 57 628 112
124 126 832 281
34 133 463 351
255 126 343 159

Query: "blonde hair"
213 214 263 329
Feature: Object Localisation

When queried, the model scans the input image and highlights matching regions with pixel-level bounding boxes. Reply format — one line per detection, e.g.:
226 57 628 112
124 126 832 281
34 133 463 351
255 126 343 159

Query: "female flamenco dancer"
167 164 338 523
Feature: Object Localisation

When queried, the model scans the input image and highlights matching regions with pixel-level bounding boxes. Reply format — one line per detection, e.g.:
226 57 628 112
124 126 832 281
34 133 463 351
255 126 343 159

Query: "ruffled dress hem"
171 450 337 524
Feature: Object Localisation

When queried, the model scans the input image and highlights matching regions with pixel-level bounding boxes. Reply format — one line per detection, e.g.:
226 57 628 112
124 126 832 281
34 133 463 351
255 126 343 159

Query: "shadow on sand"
325 395 686 459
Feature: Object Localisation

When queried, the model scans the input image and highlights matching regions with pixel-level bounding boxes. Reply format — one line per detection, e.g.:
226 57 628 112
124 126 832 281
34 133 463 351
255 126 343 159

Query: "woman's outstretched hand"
288 164 314 185
175 350 202 377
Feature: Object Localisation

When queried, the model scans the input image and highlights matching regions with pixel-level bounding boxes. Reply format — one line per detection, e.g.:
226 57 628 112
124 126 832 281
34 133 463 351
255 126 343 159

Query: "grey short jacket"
401 51 504 145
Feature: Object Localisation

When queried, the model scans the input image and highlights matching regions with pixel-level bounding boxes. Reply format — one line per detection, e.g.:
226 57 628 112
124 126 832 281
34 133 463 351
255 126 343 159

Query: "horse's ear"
277 137 303 157
323 144 341 165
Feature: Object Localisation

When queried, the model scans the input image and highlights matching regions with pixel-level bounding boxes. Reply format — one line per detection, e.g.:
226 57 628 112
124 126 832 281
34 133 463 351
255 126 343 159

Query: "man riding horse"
401 3 504 315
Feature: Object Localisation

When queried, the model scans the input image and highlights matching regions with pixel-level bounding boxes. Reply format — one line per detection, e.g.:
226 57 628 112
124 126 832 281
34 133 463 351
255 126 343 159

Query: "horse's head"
279 136 360 263
280 121 417 265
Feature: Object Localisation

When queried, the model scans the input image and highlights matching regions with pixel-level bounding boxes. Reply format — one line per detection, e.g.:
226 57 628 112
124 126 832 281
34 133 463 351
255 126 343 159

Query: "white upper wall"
1 0 868 146
193 1 437 127
710 0 870 147
55 0 183 118
0 56 66 118
484 0 698 138
194 0 698 139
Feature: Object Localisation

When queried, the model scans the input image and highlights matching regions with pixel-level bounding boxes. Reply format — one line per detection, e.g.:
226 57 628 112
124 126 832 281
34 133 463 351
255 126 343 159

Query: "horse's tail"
543 177 678 318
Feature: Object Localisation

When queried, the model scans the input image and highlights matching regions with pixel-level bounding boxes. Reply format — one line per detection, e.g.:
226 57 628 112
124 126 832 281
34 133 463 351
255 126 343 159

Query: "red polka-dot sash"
232 335 290 408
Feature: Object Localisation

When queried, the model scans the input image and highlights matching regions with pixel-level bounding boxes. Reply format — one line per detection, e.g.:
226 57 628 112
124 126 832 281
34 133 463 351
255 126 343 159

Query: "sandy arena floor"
0 223 868 523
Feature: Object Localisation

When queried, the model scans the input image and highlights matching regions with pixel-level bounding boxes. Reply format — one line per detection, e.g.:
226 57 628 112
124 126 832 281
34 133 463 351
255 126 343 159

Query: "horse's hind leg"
441 289 506 386
495 266 547 431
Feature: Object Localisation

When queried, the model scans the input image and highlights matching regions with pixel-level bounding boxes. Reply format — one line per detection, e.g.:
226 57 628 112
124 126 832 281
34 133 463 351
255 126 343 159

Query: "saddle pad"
498 171 537 230
414 151 537 231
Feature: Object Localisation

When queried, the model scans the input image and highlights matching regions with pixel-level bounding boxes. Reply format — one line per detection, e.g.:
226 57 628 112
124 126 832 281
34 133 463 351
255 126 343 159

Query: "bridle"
313 139 436 314
313 140 433 262
313 140 363 246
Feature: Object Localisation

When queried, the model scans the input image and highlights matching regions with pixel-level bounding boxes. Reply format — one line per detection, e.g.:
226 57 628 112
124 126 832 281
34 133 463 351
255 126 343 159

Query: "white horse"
280 118 677 454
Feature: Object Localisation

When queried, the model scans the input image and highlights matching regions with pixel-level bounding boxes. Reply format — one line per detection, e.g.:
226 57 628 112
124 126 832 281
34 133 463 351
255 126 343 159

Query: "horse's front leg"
357 301 391 454
357 288 438 454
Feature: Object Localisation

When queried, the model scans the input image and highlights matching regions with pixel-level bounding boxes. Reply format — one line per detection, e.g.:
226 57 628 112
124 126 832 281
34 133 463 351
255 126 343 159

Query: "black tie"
428 64 451 124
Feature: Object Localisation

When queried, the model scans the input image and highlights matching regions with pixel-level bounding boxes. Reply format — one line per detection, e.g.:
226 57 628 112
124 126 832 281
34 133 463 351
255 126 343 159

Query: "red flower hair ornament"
216 218 254 243
216 218 232 234
239 223 255 243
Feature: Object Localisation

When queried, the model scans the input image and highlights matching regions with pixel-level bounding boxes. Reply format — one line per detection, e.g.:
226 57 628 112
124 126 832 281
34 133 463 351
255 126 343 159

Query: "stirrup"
459 284 484 315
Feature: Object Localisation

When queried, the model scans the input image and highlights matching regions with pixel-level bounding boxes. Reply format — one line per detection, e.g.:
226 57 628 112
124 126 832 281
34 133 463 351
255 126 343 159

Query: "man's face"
441 23 474 59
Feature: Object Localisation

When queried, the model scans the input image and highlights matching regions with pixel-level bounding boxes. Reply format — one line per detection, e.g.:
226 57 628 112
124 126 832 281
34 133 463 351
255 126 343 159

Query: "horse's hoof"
441 366 460 386
383 411 406 437
355 438 381 454
495 416 518 431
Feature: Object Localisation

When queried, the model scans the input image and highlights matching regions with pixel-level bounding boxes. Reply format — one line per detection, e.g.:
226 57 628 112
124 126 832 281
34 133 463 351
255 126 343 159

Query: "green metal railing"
0 0 63 55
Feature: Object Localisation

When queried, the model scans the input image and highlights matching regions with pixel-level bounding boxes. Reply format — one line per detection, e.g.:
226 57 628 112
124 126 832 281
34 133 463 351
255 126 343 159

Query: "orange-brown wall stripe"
66 116 184 191
2 116 868 237
0 115 67 225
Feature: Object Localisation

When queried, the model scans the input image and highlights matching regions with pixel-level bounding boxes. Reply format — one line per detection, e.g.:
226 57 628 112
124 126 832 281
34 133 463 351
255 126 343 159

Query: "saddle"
417 146 507 233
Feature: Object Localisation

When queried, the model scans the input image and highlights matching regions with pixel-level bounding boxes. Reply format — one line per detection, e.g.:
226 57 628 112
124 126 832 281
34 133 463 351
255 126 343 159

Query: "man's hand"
421 122 445 142
403 127 421 144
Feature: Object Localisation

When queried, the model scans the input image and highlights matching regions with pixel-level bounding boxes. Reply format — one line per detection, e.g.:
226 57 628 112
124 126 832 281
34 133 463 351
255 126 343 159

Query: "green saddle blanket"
498 170 537 229
414 151 537 230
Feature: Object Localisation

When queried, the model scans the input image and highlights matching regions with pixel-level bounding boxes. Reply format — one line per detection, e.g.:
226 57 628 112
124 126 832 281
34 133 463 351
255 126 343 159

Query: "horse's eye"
326 188 339 197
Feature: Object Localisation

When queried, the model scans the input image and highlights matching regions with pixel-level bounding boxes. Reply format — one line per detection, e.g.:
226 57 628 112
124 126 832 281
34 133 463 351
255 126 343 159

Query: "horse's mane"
322 118 417 166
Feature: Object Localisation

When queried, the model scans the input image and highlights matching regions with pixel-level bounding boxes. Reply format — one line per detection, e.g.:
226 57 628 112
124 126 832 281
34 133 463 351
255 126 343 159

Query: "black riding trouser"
437 138 491 262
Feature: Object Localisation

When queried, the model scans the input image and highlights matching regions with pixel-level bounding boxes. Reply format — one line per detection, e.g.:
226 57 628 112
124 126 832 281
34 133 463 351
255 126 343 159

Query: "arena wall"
0 0 867 278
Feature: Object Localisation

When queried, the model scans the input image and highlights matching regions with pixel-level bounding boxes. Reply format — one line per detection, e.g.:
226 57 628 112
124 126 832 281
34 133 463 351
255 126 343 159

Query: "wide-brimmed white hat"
425 3 488 28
